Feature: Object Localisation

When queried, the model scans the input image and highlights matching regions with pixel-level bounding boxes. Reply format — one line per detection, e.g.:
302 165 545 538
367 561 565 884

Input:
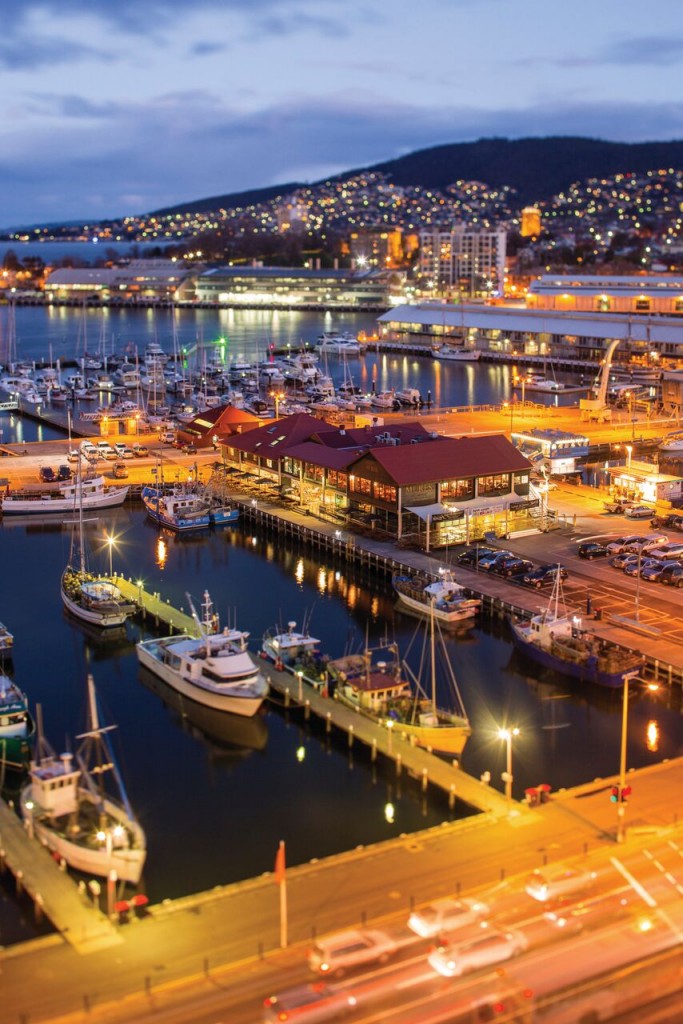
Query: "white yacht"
136 592 268 717
1 474 129 515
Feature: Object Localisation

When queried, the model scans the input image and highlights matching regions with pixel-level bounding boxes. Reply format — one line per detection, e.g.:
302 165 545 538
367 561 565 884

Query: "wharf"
263 659 511 817
0 800 122 953
111 576 198 636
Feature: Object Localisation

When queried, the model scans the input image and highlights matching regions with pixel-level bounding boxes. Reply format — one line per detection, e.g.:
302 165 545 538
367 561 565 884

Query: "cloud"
602 36 683 66
0 31 112 71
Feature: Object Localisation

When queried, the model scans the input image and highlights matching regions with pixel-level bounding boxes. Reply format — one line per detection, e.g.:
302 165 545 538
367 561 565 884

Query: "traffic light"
621 785 632 803
610 785 632 803
610 785 619 803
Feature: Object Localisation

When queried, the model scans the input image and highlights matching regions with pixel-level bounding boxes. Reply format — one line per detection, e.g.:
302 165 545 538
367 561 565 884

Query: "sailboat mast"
78 456 86 572
430 598 437 710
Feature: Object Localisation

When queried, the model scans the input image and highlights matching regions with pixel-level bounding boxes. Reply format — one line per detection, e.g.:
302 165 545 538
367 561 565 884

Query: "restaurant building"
222 414 536 548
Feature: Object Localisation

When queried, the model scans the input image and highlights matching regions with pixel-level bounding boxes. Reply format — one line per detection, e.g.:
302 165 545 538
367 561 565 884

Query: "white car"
651 543 683 562
96 441 118 461
114 443 135 459
408 896 489 938
525 866 597 903
308 929 397 977
427 927 526 978
623 533 668 554
262 983 357 1023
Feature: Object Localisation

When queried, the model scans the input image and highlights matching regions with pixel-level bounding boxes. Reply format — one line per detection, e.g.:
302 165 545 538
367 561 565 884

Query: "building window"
328 470 348 489
634 298 651 312
372 481 397 504
441 478 475 500
477 473 511 496
350 476 372 495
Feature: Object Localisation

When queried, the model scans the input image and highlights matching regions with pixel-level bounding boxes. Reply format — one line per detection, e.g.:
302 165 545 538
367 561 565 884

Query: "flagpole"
275 839 288 949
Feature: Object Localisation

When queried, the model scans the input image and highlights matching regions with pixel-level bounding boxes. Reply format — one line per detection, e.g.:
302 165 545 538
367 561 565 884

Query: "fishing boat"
262 619 321 666
658 431 683 453
432 344 481 362
327 611 471 756
392 570 481 625
1 473 129 515
136 591 269 717
141 485 211 531
61 462 135 629
509 572 642 689
0 673 35 771
20 676 146 884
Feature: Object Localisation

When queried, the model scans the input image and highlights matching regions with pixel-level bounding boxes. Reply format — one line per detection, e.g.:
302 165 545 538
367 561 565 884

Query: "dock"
0 800 122 953
111 576 199 636
262 658 512 816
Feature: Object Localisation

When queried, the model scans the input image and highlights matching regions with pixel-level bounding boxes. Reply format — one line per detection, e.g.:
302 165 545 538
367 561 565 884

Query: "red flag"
274 840 286 885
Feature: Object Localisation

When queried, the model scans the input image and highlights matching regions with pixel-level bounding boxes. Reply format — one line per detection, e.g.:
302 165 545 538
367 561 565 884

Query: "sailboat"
327 605 471 756
509 570 642 689
20 677 146 884
61 458 135 628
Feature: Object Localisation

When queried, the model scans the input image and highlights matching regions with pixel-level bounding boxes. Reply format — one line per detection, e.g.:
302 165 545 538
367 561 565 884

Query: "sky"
2 0 683 229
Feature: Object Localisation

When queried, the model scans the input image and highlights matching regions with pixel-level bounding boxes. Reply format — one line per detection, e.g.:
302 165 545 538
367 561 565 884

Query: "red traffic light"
621 785 632 802
610 786 619 803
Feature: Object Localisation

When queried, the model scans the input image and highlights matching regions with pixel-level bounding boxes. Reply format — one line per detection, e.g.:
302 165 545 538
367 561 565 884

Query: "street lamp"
616 671 641 844
105 533 116 577
498 726 520 813
625 444 633 469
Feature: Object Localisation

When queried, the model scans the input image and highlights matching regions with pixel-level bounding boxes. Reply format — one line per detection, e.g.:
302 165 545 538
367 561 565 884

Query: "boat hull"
393 587 479 625
2 487 129 514
61 570 133 628
510 621 638 689
136 641 268 717
208 506 240 526
20 788 146 885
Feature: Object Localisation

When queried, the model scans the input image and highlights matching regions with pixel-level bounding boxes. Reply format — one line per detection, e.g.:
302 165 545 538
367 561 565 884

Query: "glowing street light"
498 726 520 813
105 533 117 577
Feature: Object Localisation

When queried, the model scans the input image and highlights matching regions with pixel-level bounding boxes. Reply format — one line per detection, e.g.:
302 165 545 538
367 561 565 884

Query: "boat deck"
0 799 122 952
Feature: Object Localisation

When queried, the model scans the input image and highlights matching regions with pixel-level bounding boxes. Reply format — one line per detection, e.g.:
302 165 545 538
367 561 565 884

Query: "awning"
403 503 461 521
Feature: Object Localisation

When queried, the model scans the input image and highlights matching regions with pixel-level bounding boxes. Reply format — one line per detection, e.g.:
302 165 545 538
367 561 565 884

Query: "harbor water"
0 306 679 942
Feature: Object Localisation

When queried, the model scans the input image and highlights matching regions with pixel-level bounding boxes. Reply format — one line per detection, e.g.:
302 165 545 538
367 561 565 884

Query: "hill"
153 136 683 217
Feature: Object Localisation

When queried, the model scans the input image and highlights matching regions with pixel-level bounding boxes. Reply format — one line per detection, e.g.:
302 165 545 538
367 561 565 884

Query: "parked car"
407 896 489 939
38 466 55 483
543 894 630 936
513 564 568 589
623 534 668 554
641 560 681 582
490 556 534 578
111 461 128 479
649 543 683 562
651 514 683 531
81 441 99 462
114 443 135 459
477 550 515 571
181 442 197 454
609 551 637 570
131 443 149 457
457 547 497 568
262 983 357 1023
603 500 636 514
56 464 72 481
624 557 657 578
427 927 526 978
606 535 648 556
578 542 608 560
308 929 397 977
525 866 597 903
625 505 655 519
659 564 683 587
66 449 81 463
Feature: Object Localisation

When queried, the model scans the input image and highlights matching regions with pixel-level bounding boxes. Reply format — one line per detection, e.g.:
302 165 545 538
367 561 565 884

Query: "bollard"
284 688 290 708
448 784 456 811
305 700 311 721
34 893 44 923
326 711 332 734
348 725 354 748
396 754 402 777
371 738 377 762
422 768 428 792
16 869 23 895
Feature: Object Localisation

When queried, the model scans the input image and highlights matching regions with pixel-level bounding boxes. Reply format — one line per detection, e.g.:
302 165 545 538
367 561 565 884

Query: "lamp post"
498 726 520 813
625 444 633 470
617 671 640 844
105 534 116 577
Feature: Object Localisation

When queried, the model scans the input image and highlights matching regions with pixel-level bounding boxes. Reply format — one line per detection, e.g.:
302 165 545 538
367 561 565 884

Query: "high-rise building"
348 228 405 269
418 224 507 297
521 207 541 237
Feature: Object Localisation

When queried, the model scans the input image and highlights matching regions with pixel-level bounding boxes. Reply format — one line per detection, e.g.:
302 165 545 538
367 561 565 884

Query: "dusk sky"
2 0 682 229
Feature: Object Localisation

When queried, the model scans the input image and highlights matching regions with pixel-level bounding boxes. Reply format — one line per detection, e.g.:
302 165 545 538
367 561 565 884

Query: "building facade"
527 275 683 316
193 266 405 309
418 225 507 298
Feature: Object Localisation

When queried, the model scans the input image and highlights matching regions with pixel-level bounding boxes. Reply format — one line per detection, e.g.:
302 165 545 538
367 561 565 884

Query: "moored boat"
327 612 471 756
262 620 321 666
432 345 481 362
20 677 146 885
0 673 35 771
392 570 481 625
0 620 14 659
141 485 211 531
509 574 642 688
1 474 128 515
136 591 268 717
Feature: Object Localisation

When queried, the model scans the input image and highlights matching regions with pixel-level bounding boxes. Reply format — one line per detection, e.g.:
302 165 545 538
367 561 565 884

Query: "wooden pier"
0 800 122 953
112 576 199 636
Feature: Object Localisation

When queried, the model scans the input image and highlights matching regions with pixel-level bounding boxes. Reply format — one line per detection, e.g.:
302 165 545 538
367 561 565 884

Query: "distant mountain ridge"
152 136 683 217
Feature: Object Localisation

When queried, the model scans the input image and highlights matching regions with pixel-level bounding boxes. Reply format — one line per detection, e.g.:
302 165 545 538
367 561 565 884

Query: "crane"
579 337 621 422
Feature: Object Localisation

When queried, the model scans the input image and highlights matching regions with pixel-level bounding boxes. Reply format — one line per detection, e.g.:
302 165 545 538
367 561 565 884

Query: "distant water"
0 240 168 263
